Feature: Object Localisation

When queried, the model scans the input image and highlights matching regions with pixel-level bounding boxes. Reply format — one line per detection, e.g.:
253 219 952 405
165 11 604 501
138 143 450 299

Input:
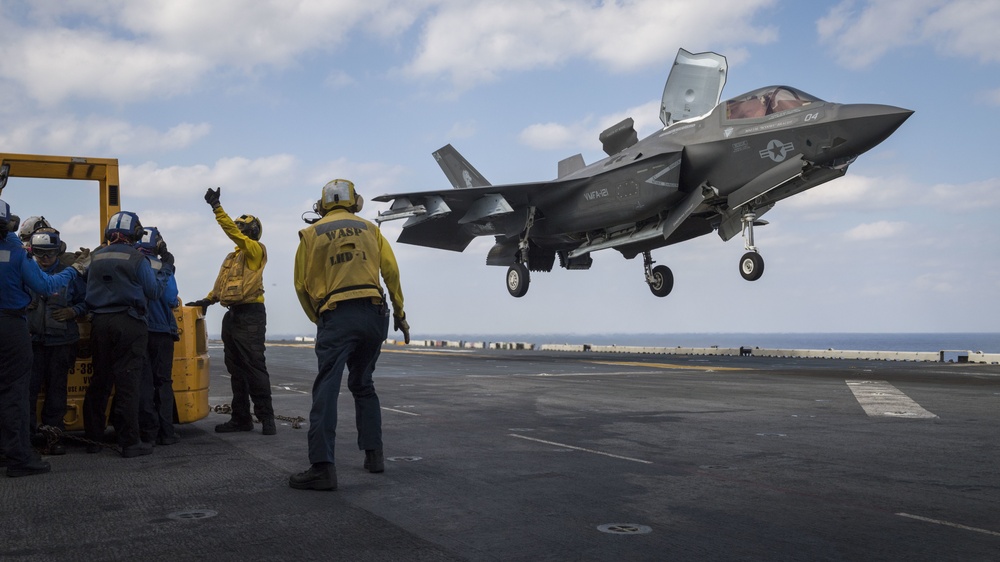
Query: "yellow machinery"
0 153 210 430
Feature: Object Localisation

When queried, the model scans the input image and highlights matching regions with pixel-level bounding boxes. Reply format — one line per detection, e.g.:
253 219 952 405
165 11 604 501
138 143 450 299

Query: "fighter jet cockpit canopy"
724 86 822 121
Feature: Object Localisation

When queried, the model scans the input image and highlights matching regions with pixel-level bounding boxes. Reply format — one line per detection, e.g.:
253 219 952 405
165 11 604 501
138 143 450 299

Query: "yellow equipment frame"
0 152 210 430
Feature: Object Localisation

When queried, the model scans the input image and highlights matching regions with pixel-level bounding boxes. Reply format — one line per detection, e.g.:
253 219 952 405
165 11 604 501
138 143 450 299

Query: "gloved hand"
185 299 213 314
204 187 221 209
51 307 77 322
160 250 175 266
70 248 91 276
393 314 410 344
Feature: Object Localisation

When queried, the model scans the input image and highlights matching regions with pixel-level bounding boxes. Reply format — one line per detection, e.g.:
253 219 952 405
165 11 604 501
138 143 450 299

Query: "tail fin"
433 144 491 188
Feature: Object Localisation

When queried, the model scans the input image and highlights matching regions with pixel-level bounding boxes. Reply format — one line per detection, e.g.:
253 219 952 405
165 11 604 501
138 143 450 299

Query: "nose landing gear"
739 210 765 281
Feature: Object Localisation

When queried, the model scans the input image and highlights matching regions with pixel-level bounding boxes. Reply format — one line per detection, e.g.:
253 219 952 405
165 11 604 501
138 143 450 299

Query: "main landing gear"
506 262 529 298
739 210 765 281
506 207 536 298
643 251 673 297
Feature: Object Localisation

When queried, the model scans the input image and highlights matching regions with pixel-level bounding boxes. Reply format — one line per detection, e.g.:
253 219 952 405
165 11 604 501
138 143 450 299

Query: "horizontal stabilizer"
433 144 491 188
557 154 586 178
599 118 638 157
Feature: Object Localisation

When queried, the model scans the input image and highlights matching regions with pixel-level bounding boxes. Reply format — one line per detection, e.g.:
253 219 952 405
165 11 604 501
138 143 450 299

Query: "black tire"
739 252 764 281
648 265 674 297
506 263 530 297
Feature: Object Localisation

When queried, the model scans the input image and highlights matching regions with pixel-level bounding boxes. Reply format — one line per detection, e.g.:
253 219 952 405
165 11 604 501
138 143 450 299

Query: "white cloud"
919 178 1000 211
519 100 662 152
844 220 907 241
0 0 409 105
406 0 777 87
0 115 210 155
122 154 299 198
818 0 1000 69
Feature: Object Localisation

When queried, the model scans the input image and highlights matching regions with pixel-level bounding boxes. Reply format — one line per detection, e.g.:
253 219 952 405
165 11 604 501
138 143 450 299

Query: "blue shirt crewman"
135 227 181 446
289 179 409 491
26 227 87 455
82 211 165 458
0 200 89 477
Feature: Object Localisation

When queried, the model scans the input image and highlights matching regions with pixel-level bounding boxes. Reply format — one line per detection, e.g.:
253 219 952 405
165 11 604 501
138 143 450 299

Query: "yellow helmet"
234 214 262 240
319 179 363 213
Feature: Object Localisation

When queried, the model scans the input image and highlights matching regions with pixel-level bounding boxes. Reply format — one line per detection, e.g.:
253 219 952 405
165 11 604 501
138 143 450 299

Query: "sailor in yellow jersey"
186 187 276 436
289 179 409 491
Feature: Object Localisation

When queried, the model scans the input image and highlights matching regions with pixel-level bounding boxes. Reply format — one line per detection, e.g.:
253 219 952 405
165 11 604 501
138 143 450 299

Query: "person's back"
289 179 410 491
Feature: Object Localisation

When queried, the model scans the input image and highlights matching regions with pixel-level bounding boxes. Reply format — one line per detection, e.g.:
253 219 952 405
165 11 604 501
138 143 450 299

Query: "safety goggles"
33 249 59 259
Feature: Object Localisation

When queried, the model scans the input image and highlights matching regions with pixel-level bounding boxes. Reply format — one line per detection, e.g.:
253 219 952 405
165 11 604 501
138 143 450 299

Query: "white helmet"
19 215 51 242
318 179 363 213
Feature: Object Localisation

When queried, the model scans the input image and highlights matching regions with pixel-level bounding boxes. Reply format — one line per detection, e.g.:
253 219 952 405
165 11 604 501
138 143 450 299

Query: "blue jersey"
85 242 164 321
143 255 180 337
0 232 78 314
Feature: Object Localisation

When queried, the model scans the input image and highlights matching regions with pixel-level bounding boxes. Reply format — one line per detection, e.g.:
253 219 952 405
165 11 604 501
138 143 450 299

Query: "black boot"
260 417 276 436
289 463 337 491
215 419 254 433
7 458 51 478
364 449 384 473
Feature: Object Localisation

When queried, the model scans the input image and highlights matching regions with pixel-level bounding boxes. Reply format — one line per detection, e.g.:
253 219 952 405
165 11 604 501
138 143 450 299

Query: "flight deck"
3 344 998 561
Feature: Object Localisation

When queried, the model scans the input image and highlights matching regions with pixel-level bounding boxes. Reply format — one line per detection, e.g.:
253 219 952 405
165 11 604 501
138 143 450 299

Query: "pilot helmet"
318 179 364 214
235 214 262 241
105 211 144 243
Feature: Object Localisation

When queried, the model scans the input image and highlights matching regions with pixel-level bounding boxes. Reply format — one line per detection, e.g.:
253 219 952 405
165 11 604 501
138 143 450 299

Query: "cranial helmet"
105 211 144 243
29 227 64 256
135 226 165 255
19 215 51 242
235 214 262 241
318 179 363 213
0 199 10 229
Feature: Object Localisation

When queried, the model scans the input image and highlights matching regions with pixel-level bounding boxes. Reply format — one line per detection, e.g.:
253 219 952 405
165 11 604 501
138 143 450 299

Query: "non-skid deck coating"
3 345 999 561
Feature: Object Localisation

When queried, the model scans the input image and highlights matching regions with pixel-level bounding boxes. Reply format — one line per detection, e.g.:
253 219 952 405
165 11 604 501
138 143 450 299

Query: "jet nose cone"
828 104 913 160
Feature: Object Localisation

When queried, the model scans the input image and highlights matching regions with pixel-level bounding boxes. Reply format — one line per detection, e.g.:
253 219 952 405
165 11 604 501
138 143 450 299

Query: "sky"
1 0 998 338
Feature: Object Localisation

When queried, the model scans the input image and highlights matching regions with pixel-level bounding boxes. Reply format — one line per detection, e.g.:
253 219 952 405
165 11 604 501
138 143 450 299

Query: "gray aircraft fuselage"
524 86 911 255
373 60 912 297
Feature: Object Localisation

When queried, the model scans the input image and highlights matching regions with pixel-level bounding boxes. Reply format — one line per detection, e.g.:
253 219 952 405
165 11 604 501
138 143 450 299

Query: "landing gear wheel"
506 263 530 297
648 265 674 297
739 252 764 281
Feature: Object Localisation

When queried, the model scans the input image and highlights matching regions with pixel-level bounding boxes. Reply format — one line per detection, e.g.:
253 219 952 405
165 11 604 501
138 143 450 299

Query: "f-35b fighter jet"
374 49 912 298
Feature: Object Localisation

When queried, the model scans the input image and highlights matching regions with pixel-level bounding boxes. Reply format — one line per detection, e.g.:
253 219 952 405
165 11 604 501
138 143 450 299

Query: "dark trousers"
221 303 273 423
0 316 34 465
84 313 148 448
145 331 177 439
307 299 388 465
30 342 76 430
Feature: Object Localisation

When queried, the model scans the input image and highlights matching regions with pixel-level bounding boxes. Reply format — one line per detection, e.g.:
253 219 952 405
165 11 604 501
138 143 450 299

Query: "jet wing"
373 181 573 252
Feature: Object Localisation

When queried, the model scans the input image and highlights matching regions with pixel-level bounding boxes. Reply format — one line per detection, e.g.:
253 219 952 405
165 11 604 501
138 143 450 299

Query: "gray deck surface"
3 344 998 561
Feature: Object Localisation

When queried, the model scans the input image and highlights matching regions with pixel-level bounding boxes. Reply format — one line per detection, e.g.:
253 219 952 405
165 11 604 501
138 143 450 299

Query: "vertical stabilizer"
433 144 492 188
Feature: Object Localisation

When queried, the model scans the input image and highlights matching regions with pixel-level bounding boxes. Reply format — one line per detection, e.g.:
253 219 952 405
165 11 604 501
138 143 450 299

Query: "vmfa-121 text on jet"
374 48 912 298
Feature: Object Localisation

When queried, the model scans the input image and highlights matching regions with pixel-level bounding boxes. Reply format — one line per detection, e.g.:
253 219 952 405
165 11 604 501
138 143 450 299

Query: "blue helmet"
135 226 165 254
105 211 144 243
0 198 9 224
29 227 64 255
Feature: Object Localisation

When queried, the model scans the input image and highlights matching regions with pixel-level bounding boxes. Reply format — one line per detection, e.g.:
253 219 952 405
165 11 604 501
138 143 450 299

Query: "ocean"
414 333 1000 353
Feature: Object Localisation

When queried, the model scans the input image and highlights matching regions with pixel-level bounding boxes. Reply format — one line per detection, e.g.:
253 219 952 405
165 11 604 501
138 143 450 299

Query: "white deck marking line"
846 380 937 418
382 407 420 416
509 434 653 464
896 513 1000 537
